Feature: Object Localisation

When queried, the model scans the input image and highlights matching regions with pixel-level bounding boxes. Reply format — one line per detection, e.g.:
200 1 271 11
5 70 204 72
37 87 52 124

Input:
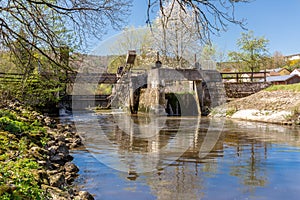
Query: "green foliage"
0 72 64 107
264 83 300 92
0 108 50 199
0 109 45 135
1 28 70 108
0 156 44 199
201 44 217 61
0 51 18 73
107 55 126 73
226 107 237 116
228 31 269 72
0 117 45 135
284 63 300 72
96 84 112 95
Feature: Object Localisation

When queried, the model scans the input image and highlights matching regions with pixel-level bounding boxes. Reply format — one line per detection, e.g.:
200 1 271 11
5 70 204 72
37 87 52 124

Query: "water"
62 112 300 200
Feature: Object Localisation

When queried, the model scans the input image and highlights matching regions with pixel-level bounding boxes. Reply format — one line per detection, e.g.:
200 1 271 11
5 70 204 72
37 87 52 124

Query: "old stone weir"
111 67 226 116
65 58 228 116
62 58 270 116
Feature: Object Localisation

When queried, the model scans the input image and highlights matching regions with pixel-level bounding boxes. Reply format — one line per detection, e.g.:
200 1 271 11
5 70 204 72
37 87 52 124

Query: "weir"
58 67 270 114
111 67 226 116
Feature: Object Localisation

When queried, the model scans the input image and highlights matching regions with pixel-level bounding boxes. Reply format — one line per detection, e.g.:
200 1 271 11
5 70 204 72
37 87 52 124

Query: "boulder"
75 191 94 200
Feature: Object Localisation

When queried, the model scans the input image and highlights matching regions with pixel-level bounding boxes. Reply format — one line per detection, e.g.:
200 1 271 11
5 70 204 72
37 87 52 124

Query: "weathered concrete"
112 67 226 116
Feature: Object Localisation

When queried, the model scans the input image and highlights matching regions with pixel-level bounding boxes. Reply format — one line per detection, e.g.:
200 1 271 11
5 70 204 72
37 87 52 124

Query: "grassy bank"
265 83 300 92
0 108 49 199
0 102 90 199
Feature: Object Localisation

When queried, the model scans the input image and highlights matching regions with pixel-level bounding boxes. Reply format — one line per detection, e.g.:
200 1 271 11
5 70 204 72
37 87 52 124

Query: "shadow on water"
63 112 300 200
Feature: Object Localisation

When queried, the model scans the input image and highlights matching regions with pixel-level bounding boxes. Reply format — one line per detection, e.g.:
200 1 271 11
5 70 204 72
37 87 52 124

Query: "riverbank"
0 100 94 199
211 84 300 125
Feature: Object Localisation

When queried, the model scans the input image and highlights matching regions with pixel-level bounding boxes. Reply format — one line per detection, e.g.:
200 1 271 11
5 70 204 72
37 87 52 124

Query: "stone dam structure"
111 67 226 116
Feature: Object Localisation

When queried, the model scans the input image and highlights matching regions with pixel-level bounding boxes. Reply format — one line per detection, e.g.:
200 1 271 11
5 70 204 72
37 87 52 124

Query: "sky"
94 0 300 57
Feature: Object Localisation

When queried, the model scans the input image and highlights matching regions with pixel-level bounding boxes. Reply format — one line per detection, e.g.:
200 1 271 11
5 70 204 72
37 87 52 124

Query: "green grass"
0 109 48 199
265 83 300 92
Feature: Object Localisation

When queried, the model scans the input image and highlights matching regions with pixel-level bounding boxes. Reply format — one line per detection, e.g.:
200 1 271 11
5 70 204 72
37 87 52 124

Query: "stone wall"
224 82 272 98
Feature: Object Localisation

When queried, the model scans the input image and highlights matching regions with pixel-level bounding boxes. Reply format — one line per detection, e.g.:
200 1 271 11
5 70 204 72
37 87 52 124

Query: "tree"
272 51 287 69
152 1 202 68
200 44 229 70
0 0 132 107
147 0 249 45
0 0 250 70
0 0 132 70
259 51 287 70
228 31 269 80
200 45 217 61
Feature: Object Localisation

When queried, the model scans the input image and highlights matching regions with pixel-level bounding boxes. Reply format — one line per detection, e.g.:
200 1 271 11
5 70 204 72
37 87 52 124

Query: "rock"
47 140 56 147
37 160 47 165
50 153 65 162
69 142 79 149
65 162 79 173
28 146 43 159
73 138 82 146
48 145 58 156
57 142 69 155
50 163 63 170
55 135 66 143
57 123 63 130
44 117 53 126
65 174 75 184
49 173 66 189
42 185 71 200
65 137 74 143
75 191 94 200
36 170 49 185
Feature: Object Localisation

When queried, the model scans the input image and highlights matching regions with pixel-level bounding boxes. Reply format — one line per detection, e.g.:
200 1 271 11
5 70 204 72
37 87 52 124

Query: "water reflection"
70 113 300 200
73 111 224 174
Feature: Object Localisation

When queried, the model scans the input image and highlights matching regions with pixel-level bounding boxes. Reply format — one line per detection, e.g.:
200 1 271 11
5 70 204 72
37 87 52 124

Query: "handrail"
220 71 267 82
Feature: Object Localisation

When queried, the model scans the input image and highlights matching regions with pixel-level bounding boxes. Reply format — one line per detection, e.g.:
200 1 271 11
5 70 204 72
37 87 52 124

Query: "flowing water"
61 111 300 200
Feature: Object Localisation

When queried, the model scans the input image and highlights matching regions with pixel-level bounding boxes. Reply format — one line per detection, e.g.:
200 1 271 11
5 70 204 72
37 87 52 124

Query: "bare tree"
0 0 132 70
1 0 250 70
272 51 287 69
147 0 249 45
151 1 202 67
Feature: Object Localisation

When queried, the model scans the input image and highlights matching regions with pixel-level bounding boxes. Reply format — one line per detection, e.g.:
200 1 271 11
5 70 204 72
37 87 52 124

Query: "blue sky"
97 0 300 57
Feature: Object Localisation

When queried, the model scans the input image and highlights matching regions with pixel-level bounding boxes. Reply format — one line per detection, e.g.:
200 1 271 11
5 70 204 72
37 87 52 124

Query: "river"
60 111 300 200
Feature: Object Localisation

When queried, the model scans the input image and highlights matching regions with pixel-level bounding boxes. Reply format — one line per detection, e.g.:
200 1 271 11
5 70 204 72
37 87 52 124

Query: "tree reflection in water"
71 112 300 200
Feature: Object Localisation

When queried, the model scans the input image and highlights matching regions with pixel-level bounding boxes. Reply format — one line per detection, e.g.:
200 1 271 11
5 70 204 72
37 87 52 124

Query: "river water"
61 111 300 200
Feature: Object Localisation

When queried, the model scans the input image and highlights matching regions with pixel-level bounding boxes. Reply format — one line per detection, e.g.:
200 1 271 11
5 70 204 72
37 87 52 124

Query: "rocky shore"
211 89 300 125
0 101 94 199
